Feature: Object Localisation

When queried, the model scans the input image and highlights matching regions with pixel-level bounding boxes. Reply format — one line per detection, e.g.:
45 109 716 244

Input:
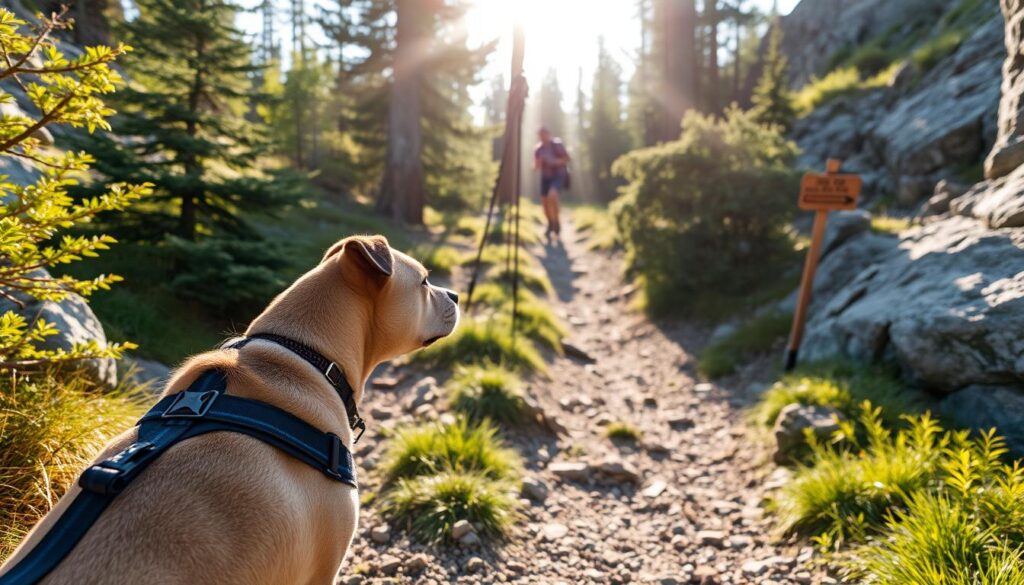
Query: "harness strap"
0 370 356 585
228 333 366 442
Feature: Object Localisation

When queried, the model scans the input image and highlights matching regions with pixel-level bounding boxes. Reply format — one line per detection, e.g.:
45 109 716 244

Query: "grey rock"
696 530 727 548
340 576 363 585
409 376 438 410
541 522 569 541
404 553 429 573
562 339 596 363
466 556 485 573
119 354 171 393
451 519 474 540
799 216 1024 392
597 458 642 483
369 524 390 544
957 163 1024 228
987 0 1024 179
549 461 591 482
941 385 1024 455
0 269 116 389
521 476 549 502
922 179 969 216
458 531 481 546
821 210 871 258
773 404 844 464
378 555 401 576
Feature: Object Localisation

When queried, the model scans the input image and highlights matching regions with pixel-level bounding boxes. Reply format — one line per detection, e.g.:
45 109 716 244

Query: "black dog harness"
0 335 362 585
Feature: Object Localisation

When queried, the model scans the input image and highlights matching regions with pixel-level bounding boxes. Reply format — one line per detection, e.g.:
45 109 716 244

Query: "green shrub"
794 67 863 114
380 470 519 543
844 492 1024 584
487 262 554 297
870 215 912 235
165 236 290 319
379 417 521 485
0 372 144 558
612 108 800 317
0 9 146 370
772 405 948 549
698 311 791 379
447 364 527 426
413 318 545 372
753 360 922 428
605 422 642 442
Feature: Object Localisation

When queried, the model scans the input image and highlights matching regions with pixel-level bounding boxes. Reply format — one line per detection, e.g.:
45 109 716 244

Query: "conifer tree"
750 22 796 133
587 39 632 203
81 0 294 241
538 68 565 138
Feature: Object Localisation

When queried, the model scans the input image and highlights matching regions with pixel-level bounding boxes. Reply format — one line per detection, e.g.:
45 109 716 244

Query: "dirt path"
343 220 824 585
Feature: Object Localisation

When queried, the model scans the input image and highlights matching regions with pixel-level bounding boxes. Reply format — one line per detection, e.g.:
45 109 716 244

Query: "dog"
0 234 459 585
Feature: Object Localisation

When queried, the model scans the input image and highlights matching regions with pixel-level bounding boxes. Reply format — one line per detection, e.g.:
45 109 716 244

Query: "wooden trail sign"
785 159 863 371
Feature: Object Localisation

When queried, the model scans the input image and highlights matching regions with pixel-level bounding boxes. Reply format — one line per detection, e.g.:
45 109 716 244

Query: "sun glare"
466 0 639 104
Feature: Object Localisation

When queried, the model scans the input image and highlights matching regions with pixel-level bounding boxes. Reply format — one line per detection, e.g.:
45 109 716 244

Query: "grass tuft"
446 364 528 427
379 417 521 485
408 244 461 277
380 470 519 543
605 421 642 442
412 318 545 373
698 311 791 379
870 215 912 235
0 372 145 559
752 360 922 428
572 205 620 251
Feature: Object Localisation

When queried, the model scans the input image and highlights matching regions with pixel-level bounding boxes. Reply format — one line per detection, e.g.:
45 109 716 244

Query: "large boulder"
940 385 1024 456
0 270 117 389
986 0 1024 178
951 162 1024 228
799 216 1024 393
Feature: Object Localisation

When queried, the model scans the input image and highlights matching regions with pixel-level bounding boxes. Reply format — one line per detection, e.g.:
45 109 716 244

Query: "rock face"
987 0 1024 178
788 2 1004 208
0 270 117 389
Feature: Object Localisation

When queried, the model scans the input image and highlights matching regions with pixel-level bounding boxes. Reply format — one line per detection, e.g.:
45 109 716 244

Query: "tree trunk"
178 16 206 242
378 0 428 224
657 0 698 141
706 0 719 114
733 17 742 102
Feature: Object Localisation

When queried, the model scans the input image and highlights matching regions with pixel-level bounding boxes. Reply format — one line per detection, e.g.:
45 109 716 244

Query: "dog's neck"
245 267 379 402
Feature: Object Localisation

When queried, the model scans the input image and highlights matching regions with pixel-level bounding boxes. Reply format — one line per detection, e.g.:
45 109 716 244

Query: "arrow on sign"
803 195 855 205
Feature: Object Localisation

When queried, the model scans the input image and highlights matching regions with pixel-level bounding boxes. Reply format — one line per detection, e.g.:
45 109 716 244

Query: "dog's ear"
324 235 394 278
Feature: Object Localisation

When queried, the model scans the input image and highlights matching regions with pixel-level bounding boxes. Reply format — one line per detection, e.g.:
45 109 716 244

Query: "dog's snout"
445 290 459 304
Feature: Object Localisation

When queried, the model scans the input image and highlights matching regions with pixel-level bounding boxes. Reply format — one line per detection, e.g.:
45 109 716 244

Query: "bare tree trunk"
706 0 720 113
657 0 698 141
378 0 428 224
733 17 741 103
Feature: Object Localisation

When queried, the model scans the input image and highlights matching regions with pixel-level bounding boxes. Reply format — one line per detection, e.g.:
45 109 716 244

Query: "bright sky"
237 0 801 116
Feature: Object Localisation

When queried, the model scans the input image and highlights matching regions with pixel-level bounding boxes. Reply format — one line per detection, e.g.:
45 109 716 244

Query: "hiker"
533 126 571 240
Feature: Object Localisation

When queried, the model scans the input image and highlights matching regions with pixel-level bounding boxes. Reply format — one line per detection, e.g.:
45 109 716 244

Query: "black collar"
227 333 366 442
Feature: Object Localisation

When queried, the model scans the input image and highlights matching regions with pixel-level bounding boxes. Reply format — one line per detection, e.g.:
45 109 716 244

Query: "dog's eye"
421 277 429 287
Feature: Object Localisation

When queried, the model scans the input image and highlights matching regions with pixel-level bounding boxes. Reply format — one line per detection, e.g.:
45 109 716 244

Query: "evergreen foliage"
612 107 799 316
79 0 296 242
587 39 632 203
750 23 796 132
537 68 565 138
0 7 145 369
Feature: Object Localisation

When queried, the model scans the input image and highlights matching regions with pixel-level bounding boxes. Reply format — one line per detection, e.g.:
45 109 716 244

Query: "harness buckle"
323 362 343 387
352 417 366 444
162 389 219 418
79 441 155 495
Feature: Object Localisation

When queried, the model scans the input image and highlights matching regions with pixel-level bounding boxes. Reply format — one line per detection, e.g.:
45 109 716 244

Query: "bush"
912 29 966 73
447 364 527 426
698 311 792 379
380 470 519 543
165 236 291 319
612 108 800 317
605 422 641 442
794 67 863 114
379 417 521 485
412 318 545 372
0 371 144 558
0 9 146 370
772 402 1024 584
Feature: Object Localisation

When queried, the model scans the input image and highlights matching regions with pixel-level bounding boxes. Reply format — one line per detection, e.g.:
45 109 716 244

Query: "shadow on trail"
537 238 575 303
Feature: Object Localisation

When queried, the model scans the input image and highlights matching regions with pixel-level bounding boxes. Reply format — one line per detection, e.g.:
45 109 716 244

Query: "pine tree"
750 22 796 133
652 0 698 141
537 68 565 138
81 0 293 241
587 39 632 203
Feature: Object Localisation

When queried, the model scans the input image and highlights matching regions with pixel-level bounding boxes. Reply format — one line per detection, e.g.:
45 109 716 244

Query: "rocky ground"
339 221 831 585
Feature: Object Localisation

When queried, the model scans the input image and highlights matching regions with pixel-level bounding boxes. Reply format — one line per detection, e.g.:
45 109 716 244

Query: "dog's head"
323 235 459 360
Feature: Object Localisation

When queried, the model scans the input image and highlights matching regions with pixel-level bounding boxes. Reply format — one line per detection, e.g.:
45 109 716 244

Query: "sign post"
784 159 862 371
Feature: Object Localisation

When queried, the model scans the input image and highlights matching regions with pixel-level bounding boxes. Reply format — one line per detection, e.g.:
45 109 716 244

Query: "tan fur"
0 235 459 585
